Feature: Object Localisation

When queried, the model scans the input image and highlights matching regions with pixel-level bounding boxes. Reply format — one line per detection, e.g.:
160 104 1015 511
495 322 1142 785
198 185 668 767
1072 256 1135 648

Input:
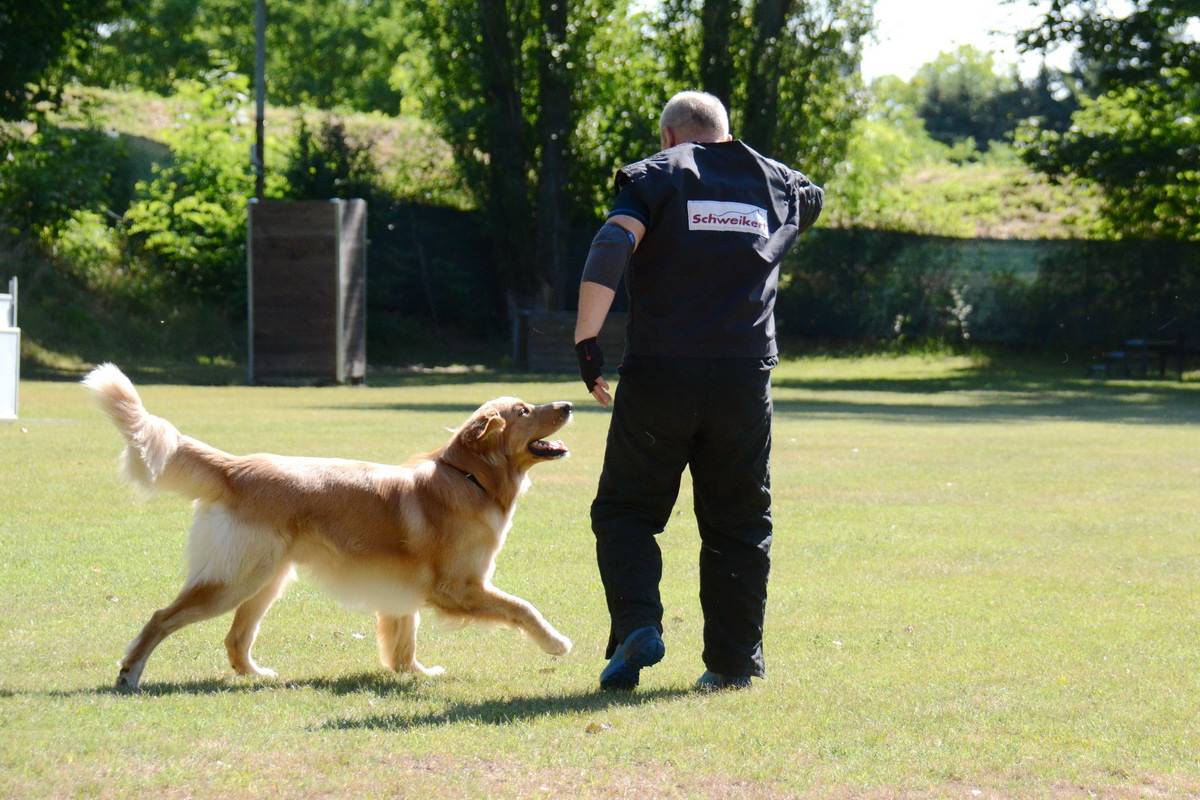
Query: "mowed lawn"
2 354 1198 799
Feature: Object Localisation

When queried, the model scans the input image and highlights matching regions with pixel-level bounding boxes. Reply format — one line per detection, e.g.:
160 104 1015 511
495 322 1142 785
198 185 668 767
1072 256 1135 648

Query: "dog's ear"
461 409 506 445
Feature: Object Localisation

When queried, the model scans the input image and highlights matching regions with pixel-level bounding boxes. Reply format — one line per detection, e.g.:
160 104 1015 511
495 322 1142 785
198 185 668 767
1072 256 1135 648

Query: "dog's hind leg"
118 504 286 690
117 579 271 690
376 612 445 676
225 564 296 678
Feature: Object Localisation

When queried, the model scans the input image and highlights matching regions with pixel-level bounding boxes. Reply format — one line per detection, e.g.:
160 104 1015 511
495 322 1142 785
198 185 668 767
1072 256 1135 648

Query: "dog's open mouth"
528 439 569 459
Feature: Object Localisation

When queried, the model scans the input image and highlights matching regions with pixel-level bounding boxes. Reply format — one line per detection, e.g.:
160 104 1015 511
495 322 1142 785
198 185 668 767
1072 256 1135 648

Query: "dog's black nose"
555 401 573 414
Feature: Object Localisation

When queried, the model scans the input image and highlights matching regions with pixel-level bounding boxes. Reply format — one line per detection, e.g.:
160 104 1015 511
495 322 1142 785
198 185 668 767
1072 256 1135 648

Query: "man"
573 91 823 692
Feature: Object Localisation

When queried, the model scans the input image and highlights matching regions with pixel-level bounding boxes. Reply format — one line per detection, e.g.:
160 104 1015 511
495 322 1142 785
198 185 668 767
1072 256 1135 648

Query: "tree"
898 46 1081 150
823 76 958 230
0 0 133 119
411 0 872 309
1024 64 1081 134
1019 73 1199 241
568 9 672 218
410 0 630 310
1013 0 1198 91
81 0 417 114
1012 0 1199 240
654 0 874 183
910 46 1021 147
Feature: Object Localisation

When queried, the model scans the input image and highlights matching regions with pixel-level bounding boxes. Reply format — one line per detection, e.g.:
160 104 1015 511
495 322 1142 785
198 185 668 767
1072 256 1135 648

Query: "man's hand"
575 337 612 407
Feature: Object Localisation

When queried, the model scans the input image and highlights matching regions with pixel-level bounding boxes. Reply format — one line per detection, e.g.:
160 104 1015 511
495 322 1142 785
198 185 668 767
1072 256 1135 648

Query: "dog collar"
443 460 487 495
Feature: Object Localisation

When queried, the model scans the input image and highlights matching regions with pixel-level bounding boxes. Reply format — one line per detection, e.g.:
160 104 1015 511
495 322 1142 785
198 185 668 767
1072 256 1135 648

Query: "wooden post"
247 200 367 384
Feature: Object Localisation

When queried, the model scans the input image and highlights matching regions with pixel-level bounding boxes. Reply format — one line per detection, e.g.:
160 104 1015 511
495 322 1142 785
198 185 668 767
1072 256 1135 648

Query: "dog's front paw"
114 670 140 691
546 633 572 657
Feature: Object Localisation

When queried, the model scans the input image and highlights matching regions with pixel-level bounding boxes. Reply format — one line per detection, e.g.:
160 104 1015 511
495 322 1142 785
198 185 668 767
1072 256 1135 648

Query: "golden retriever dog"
82 363 573 690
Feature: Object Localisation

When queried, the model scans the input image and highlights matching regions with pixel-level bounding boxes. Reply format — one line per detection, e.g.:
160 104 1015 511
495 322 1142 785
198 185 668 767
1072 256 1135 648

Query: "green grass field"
2 354 1198 799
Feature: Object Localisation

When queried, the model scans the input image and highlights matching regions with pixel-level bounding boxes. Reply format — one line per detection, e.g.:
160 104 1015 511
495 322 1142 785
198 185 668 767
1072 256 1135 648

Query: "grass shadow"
319 686 694 732
353 368 576 389
44 678 279 698
326 400 609 417
773 362 1200 425
33 673 695 730
41 670 435 699
27 360 577 388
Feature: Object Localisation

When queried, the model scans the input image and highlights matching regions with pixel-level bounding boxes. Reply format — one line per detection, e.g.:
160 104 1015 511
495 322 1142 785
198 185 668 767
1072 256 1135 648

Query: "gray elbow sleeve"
580 222 635 291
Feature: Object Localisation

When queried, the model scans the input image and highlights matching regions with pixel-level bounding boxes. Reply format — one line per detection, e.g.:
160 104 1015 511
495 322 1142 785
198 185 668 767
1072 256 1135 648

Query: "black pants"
591 355 775 678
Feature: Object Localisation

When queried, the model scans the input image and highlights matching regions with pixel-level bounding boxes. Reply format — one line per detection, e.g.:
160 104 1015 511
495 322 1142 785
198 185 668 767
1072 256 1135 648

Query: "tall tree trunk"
742 0 793 152
700 0 737 108
477 0 535 301
535 0 573 310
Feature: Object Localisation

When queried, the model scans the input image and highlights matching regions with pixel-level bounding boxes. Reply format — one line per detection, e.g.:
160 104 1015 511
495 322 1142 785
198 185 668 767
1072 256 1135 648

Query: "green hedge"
778 229 1200 347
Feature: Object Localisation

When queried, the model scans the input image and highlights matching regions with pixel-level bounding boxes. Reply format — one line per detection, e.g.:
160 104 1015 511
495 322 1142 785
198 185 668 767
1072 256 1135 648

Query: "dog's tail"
82 363 226 500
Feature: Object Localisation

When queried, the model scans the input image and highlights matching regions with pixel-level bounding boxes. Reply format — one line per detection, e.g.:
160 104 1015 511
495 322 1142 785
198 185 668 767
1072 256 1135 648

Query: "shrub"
122 71 256 307
0 120 124 242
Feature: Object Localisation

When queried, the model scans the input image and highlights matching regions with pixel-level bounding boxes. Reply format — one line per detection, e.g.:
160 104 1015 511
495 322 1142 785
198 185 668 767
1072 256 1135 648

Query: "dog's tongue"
530 439 569 457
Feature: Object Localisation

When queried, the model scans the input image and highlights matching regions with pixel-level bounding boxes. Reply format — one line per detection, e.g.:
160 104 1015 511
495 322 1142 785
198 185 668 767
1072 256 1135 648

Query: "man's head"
659 91 732 149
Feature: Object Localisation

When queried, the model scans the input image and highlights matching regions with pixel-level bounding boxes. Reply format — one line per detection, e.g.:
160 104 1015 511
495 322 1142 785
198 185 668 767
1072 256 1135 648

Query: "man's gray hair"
659 91 729 142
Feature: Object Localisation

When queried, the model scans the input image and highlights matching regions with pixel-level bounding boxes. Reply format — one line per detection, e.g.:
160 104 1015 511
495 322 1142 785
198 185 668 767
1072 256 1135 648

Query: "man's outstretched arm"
574 215 645 407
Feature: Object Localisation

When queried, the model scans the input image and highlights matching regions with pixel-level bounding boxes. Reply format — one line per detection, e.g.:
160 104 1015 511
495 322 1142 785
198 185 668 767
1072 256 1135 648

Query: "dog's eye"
518 406 531 416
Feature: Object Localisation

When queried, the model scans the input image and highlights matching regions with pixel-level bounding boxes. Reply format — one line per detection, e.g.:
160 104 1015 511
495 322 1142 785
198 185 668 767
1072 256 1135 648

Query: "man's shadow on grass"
319 685 691 732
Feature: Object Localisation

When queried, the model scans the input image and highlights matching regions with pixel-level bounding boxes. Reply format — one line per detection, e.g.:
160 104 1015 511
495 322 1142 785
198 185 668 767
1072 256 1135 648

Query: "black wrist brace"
575 337 604 392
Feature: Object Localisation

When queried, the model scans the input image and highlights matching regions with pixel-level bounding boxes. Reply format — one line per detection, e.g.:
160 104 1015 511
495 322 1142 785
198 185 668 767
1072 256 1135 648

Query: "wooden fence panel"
248 199 366 384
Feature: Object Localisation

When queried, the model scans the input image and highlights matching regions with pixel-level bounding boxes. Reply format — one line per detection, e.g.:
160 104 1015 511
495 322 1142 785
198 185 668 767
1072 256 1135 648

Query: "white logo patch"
687 200 769 237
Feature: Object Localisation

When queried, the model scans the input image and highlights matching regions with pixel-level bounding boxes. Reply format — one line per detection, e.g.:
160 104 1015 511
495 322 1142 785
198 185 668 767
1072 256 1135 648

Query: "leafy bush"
821 85 958 233
823 82 1102 239
0 76 258 365
0 114 157 307
283 118 382 201
1018 70 1200 242
0 120 123 239
122 71 257 305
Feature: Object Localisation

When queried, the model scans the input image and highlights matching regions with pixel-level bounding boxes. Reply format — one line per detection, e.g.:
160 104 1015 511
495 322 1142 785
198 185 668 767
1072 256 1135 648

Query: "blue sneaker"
599 626 665 690
694 670 753 691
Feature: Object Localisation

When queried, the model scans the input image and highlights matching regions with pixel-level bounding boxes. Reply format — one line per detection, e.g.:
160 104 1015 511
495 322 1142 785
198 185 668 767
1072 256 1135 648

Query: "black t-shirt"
607 140 823 358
